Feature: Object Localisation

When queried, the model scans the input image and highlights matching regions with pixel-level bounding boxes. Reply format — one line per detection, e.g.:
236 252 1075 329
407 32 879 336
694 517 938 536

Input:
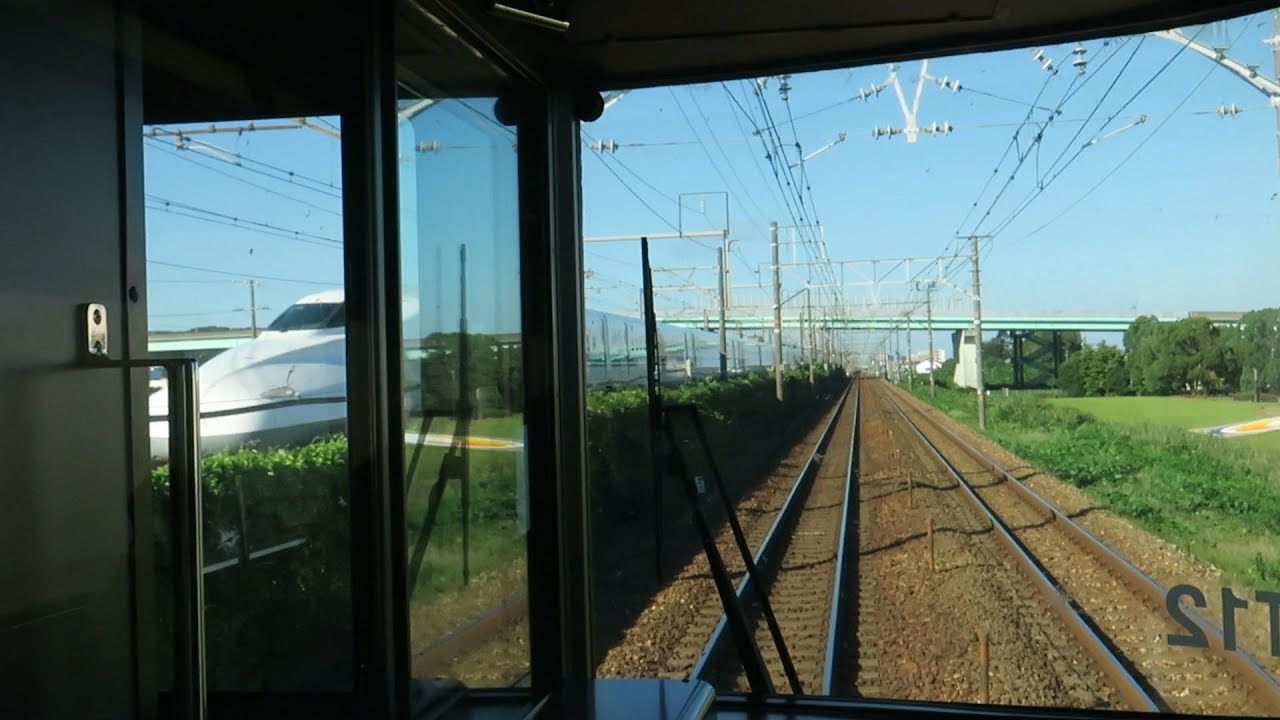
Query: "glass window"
395 30 528 693
265 301 345 331
584 6 1280 716
143 115 351 695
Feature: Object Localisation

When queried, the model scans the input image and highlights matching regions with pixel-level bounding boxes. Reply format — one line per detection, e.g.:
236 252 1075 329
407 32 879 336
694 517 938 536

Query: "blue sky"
144 9 1280 358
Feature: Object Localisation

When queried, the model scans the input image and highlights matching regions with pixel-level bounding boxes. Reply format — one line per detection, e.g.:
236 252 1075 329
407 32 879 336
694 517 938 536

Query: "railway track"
693 382 860 693
409 376 1280 716
417 382 853 688
870 379 1280 714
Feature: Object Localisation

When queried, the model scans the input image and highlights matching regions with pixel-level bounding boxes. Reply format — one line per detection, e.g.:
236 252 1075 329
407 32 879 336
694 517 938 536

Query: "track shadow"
964 475 1009 491
860 523 993 557
1067 505 1106 520
778 554 837 573
861 478 956 503
1004 514 1056 533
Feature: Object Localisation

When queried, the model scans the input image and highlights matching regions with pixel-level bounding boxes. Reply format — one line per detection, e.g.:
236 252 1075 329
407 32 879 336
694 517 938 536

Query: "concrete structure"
953 329 980 388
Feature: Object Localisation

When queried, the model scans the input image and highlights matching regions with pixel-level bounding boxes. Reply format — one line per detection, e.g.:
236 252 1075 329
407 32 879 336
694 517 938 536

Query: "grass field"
915 386 1280 584
1049 395 1280 450
1050 395 1280 429
406 414 524 440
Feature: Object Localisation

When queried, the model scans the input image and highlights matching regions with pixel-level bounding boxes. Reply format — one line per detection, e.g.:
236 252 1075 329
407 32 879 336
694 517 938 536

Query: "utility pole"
970 234 987 430
717 247 728 379
806 287 815 385
236 279 263 337
458 243 472 584
248 280 259 337
799 289 807 374
772 222 784 402
906 312 913 389
925 283 936 395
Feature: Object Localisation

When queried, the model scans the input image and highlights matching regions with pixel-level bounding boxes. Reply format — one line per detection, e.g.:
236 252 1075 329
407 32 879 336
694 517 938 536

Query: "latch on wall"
84 302 109 357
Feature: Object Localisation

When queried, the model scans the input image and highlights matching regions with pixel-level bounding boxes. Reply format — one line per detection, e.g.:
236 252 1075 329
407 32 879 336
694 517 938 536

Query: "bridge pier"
952 329 979 388
1011 330 1065 388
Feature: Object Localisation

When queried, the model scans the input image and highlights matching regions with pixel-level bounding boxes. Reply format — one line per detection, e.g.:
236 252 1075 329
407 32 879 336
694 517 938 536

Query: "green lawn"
406 414 525 440
404 434 525 605
1050 395 1280 430
914 386 1280 584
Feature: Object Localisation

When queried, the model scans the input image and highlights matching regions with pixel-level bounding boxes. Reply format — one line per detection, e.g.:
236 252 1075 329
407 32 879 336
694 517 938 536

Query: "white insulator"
1072 43 1088 74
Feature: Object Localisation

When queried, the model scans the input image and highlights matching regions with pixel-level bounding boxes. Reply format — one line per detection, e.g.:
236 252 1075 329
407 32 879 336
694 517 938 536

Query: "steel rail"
891 384 1280 712
691 382 852 685
411 591 530 673
822 379 861 695
880 387 1162 712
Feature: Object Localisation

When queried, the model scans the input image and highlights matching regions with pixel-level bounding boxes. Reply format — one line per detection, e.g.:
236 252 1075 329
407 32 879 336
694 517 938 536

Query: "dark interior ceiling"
434 0 1279 89
141 0 1278 124
139 0 509 124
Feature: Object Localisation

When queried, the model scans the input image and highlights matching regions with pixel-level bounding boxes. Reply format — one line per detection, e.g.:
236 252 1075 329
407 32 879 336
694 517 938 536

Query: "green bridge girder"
658 315 1197 332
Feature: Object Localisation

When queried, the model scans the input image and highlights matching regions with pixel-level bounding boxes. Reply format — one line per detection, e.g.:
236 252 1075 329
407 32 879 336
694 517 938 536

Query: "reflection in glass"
143 116 352 693
397 91 529 688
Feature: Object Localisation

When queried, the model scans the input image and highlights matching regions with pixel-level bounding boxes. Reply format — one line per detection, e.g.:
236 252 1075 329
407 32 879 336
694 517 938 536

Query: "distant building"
909 349 945 364
914 359 942 375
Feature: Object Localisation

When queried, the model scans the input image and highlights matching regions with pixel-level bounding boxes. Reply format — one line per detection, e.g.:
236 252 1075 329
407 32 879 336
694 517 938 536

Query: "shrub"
1232 391 1280 403
152 367 851 685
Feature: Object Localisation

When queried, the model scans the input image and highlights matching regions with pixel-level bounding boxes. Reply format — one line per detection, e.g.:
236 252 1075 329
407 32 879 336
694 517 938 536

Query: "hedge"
151 366 848 687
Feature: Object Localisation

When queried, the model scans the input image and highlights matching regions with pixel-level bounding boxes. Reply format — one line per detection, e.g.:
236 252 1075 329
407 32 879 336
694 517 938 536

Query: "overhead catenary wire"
958 49 1085 241
947 54 1065 253
984 22 1222 240
146 195 342 248
936 41 1131 286
1020 26 1246 241
778 77 821 226
583 128 682 204
147 259 337 286
146 131 343 198
680 87 774 231
726 81 809 237
144 138 343 217
748 80 842 305
582 145 683 236
972 39 1151 240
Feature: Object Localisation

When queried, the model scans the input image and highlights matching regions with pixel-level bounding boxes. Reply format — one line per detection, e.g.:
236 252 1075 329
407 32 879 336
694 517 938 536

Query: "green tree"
983 334 1014 386
1123 315 1164 394
933 358 958 388
1122 316 1241 396
1058 350 1085 396
1058 343 1127 397
1233 308 1280 394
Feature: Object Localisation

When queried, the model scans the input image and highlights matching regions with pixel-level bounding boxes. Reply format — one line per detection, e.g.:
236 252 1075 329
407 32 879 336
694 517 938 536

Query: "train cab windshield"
265 302 345 332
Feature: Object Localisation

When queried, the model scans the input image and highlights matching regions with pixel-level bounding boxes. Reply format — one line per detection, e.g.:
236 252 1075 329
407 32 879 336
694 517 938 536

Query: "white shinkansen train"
149 290 800 460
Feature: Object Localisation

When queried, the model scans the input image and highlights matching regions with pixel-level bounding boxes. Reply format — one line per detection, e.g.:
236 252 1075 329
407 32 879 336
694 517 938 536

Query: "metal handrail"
93 356 205 720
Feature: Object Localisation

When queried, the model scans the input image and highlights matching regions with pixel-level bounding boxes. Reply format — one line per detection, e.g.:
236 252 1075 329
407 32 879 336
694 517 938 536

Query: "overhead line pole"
970 234 988 430
772 222 784 401
925 282 937 395
906 312 913 389
806 286 815 385
718 247 728 379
